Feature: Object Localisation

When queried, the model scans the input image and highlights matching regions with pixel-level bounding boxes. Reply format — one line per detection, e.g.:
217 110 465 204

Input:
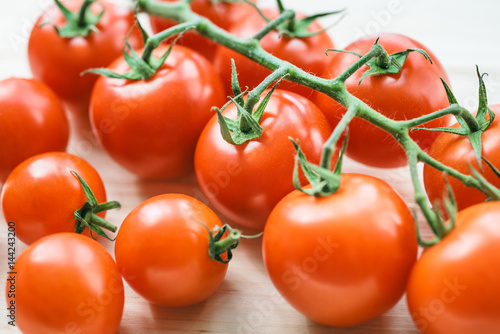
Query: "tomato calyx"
327 38 432 84
83 15 197 80
44 0 105 38
72 171 120 241
215 61 288 145
413 66 495 169
200 223 262 264
245 0 344 39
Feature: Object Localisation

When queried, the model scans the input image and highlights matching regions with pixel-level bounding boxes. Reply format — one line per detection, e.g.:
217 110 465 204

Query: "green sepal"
483 157 500 179
290 130 349 197
359 47 432 84
49 0 104 38
199 223 262 264
71 171 120 241
231 59 245 107
468 162 500 201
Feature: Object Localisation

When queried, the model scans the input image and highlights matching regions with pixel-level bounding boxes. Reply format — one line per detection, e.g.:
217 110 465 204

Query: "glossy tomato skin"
115 194 228 307
7 233 124 334
195 89 333 231
1 152 106 245
424 105 500 211
150 0 256 61
90 44 225 180
313 33 450 168
406 202 500 334
263 174 417 326
0 78 69 183
28 0 141 115
213 8 334 99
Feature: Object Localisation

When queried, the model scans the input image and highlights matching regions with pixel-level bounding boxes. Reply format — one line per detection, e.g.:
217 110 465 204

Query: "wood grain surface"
1 0 499 333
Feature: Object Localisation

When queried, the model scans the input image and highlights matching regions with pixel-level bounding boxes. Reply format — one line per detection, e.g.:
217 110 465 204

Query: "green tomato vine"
132 0 499 246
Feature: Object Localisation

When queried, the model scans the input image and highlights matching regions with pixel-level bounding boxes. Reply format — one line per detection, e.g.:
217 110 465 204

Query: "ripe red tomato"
89 44 225 180
28 0 142 115
313 33 450 168
7 233 124 334
195 89 333 231
0 78 69 183
114 194 228 307
150 0 256 61
424 104 500 211
263 173 417 326
406 202 500 334
1 152 107 245
213 8 334 99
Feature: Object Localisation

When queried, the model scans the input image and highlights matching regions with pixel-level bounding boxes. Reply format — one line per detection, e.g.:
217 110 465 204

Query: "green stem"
335 43 387 83
91 214 118 233
213 229 241 255
77 0 95 27
253 10 295 40
401 104 480 131
244 67 290 114
320 104 358 170
94 201 121 214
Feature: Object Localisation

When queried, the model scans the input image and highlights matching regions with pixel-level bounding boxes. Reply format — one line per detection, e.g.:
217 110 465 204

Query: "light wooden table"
1 0 499 333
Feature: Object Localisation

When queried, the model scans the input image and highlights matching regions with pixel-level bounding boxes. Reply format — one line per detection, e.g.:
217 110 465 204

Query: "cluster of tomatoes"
1 0 500 333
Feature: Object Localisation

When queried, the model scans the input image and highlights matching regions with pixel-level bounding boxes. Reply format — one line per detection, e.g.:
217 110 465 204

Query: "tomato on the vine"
195 89 333 231
406 201 500 334
7 233 124 334
89 44 226 180
313 33 451 168
424 104 500 211
263 173 417 326
28 0 142 115
115 194 230 307
1 152 110 245
213 7 334 99
0 78 69 183
150 0 256 61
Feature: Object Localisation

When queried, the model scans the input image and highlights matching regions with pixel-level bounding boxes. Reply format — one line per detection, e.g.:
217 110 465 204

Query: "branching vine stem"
136 0 494 228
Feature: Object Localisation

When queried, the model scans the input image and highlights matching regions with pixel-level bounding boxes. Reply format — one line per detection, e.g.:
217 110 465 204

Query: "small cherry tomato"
424 105 500 211
28 0 142 115
213 7 334 98
7 233 124 334
195 89 333 231
406 201 500 334
115 194 229 307
0 77 69 183
1 152 109 245
313 33 450 168
150 0 257 61
263 173 417 326
89 44 226 180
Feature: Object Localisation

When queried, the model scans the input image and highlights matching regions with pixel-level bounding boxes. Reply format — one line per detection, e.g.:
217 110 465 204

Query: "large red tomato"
28 0 142 115
7 233 124 334
213 8 334 99
406 202 500 334
0 78 69 183
1 152 108 245
263 173 417 326
424 104 500 211
150 0 257 61
195 89 333 231
89 44 226 180
313 33 451 168
115 194 228 306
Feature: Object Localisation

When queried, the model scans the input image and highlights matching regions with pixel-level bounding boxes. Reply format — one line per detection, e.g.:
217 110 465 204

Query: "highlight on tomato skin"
6 233 125 334
1 152 110 245
424 104 500 212
406 201 500 334
0 77 69 184
114 193 230 307
149 0 257 61
313 33 451 168
262 173 418 327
